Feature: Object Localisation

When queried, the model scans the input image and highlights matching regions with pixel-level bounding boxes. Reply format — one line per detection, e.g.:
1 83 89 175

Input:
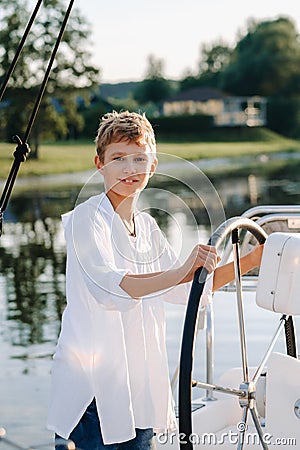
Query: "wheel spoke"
192 380 246 397
249 406 269 450
237 407 248 450
178 218 267 450
232 229 249 383
252 316 287 385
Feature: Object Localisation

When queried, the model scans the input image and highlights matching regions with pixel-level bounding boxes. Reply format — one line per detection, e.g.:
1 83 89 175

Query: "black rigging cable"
0 0 43 102
0 0 75 237
23 0 75 143
0 3 77 445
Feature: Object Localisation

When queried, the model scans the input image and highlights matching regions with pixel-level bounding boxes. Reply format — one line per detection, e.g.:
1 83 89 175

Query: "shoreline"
2 150 299 192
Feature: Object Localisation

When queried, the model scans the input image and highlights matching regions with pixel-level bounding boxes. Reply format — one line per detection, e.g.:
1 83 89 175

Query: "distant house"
162 87 267 127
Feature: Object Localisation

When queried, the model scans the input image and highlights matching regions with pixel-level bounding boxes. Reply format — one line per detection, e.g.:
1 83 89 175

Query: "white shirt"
47 193 212 444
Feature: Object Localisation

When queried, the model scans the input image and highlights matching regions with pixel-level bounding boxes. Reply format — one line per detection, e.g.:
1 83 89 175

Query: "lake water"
1 162 300 448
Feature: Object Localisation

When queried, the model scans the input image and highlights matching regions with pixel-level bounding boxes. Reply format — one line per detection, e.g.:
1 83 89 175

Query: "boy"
47 111 263 449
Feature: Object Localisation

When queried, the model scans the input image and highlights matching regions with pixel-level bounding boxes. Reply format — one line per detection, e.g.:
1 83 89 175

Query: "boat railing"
172 205 300 402
204 205 300 400
222 205 300 265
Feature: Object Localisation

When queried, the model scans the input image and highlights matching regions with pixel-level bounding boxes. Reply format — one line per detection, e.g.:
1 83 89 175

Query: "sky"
58 0 300 83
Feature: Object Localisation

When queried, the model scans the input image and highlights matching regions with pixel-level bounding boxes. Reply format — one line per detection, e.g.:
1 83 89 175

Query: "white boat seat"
256 232 300 315
265 352 300 444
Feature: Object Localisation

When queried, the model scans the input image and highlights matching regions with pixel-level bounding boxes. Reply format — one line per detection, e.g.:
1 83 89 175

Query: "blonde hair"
95 110 156 161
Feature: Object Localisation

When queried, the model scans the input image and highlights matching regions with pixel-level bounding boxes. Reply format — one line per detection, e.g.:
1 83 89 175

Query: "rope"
0 136 30 233
285 316 298 358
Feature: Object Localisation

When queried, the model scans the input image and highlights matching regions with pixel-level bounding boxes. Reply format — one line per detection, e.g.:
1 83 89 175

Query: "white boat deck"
156 357 300 449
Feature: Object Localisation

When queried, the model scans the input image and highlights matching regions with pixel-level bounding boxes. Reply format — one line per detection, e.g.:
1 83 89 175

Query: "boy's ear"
149 157 158 178
94 155 103 170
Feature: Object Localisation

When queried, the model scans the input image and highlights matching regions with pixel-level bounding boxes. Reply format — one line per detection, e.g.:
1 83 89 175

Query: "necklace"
121 216 136 237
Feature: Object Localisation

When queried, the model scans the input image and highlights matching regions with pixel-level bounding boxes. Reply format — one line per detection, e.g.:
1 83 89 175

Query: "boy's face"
94 141 157 198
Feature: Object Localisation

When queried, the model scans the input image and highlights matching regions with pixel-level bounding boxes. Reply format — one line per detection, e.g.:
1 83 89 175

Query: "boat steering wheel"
178 217 297 450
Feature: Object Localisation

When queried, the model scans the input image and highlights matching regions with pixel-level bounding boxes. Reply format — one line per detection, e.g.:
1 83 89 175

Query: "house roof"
165 86 229 102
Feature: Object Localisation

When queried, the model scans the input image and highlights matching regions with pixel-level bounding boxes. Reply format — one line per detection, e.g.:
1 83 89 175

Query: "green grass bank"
0 128 299 179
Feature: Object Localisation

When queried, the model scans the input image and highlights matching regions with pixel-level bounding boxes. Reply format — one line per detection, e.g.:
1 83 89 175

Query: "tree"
220 17 300 97
0 0 34 88
179 41 232 92
134 54 174 106
0 0 100 157
219 17 300 137
198 40 233 87
267 95 300 137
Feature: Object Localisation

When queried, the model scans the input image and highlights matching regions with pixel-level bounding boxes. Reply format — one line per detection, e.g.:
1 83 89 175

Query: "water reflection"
1 218 66 348
1 171 300 354
1 165 300 445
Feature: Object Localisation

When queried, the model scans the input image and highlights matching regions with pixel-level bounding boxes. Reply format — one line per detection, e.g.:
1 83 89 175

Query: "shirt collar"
97 192 116 219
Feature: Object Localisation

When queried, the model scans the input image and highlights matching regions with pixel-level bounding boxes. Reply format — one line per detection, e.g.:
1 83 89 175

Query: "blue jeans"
55 399 155 449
